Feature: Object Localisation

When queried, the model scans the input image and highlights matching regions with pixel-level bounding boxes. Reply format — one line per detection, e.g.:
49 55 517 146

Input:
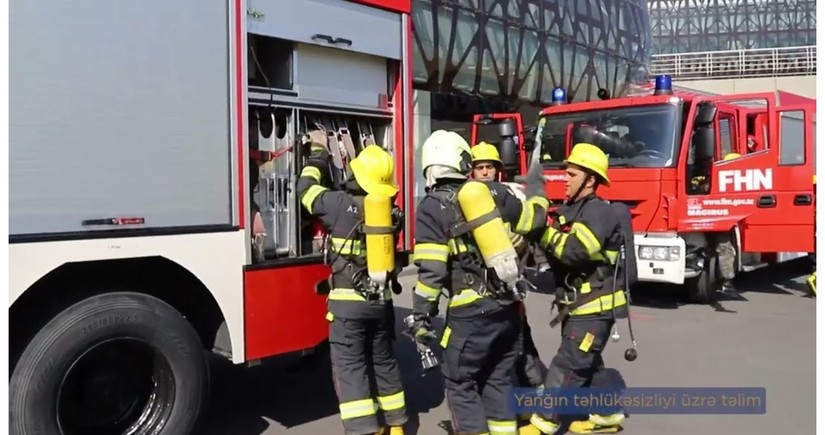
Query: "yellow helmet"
564 143 610 186
349 145 399 197
723 153 741 161
471 142 502 164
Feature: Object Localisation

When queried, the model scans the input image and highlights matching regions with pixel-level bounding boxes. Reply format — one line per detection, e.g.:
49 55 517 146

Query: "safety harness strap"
449 208 500 238
361 224 395 235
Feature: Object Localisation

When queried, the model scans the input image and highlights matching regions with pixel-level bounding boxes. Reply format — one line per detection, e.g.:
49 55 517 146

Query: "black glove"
524 163 548 199
411 313 437 345
391 207 405 230
306 142 330 169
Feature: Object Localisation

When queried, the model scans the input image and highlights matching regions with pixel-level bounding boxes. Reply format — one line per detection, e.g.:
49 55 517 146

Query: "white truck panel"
9 0 234 236
8 231 249 364
633 233 687 284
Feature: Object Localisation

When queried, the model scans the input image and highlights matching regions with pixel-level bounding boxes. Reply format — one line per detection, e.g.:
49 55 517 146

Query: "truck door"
716 104 815 253
738 105 815 253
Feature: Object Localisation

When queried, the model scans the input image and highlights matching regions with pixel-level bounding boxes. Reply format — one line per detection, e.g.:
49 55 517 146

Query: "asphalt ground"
203 258 816 435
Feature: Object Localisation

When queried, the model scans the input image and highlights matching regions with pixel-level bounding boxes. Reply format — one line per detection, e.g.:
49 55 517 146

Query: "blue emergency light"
551 87 567 105
653 74 674 95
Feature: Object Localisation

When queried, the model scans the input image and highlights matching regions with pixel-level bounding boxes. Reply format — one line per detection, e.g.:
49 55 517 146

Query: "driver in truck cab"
521 142 630 435
297 143 408 435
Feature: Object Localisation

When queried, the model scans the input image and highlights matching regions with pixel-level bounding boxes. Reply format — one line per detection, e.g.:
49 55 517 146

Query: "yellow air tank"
456 181 520 284
364 192 395 288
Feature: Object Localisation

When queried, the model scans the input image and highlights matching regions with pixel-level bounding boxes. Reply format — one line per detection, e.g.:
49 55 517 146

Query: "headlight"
639 247 653 260
653 247 668 260
637 245 681 261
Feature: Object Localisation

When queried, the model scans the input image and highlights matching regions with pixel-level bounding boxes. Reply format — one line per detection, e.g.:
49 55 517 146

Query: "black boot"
720 279 744 299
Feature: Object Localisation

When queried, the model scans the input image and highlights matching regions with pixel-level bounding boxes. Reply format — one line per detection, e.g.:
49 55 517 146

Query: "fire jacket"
297 164 401 319
539 193 629 318
412 179 549 319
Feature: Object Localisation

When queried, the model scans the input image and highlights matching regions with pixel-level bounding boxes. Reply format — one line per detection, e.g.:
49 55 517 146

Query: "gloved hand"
391 207 405 228
546 210 560 227
306 142 330 169
411 313 437 345
524 163 548 199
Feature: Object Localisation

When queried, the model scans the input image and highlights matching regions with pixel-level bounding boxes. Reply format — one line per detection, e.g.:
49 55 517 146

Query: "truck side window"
778 110 806 166
718 115 734 160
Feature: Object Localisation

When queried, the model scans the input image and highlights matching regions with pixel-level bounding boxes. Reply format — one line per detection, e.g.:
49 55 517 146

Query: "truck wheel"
10 292 209 435
686 256 716 304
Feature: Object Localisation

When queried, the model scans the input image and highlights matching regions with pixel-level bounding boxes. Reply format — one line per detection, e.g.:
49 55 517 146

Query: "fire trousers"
515 303 547 389
441 304 520 435
530 317 625 431
329 304 407 435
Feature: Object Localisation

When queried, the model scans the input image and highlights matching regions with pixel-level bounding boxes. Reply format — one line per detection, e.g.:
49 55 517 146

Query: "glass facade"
647 0 817 54
410 0 654 115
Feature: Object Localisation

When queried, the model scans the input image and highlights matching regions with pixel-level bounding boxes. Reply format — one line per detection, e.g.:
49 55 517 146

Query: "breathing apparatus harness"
317 194 403 302
428 183 528 303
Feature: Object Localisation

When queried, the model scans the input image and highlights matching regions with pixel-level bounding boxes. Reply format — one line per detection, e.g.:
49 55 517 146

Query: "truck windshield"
529 103 681 169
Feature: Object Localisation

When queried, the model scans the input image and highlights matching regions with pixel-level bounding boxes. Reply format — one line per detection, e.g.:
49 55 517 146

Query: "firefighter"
298 143 408 435
520 143 629 435
471 142 549 396
411 130 550 435
712 153 743 298
471 141 503 181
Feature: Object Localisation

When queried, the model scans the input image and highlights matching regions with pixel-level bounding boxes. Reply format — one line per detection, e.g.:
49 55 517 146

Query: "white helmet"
421 130 474 177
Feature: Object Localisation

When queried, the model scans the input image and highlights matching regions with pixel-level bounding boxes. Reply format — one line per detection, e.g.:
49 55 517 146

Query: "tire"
686 255 716 304
10 292 209 435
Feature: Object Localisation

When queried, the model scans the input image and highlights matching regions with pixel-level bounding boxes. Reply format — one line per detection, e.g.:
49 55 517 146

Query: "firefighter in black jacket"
410 130 550 435
471 143 548 400
298 143 408 435
521 143 629 435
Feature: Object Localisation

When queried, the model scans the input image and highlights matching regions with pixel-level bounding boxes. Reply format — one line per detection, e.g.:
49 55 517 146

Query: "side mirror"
498 118 516 138
694 102 717 126
693 126 715 161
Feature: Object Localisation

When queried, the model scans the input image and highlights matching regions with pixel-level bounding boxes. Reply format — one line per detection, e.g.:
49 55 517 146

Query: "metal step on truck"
9 0 416 433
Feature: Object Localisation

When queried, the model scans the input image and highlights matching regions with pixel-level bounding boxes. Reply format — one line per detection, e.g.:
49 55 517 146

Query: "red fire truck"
9 0 415 433
471 76 816 303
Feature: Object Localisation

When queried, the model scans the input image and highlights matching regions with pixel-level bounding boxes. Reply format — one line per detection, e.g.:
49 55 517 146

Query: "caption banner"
510 387 767 415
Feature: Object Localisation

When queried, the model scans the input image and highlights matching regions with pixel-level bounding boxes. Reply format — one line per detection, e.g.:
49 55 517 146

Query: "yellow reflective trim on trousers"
570 222 601 256
571 289 627 316
413 242 449 262
377 391 405 411
301 184 327 211
329 237 364 256
487 419 517 435
328 288 392 301
448 288 482 308
301 166 322 182
339 398 377 420
414 282 441 301
328 288 366 301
